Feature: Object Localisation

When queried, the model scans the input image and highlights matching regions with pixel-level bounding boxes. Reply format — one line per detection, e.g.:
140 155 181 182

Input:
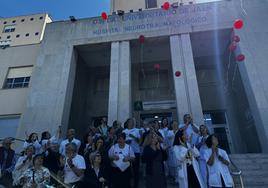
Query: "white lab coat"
204 148 234 187
173 143 205 188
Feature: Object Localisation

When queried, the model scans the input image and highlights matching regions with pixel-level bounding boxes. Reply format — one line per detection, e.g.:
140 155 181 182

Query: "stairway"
230 154 268 188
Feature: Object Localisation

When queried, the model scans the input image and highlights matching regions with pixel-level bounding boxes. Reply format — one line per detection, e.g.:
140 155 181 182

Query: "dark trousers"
132 153 140 188
187 164 201 188
111 166 132 188
0 172 13 188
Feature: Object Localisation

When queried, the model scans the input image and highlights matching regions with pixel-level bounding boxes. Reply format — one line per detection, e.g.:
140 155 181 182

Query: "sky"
0 0 220 21
0 0 110 21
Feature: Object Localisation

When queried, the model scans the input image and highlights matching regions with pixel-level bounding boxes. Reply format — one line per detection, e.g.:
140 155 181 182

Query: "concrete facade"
0 1 267 153
0 14 52 139
110 0 225 13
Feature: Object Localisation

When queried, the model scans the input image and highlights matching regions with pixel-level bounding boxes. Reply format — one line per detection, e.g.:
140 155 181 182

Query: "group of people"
0 115 234 188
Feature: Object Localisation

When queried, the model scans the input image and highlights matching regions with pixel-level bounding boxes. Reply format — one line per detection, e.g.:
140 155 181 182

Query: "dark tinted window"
4 77 31 89
145 0 157 9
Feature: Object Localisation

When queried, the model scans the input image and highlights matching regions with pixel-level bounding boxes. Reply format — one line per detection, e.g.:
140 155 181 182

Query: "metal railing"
230 158 245 188
49 172 73 188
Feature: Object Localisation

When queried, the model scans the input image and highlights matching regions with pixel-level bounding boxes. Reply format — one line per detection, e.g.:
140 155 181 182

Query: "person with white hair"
60 143 86 186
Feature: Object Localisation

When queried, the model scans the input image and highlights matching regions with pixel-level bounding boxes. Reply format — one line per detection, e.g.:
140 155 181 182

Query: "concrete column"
170 35 190 123
118 41 131 123
170 34 204 125
108 41 131 126
108 42 120 126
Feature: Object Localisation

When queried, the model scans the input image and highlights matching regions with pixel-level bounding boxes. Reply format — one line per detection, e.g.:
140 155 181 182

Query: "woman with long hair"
78 132 94 157
23 133 41 154
204 135 233 188
142 131 167 188
173 129 204 188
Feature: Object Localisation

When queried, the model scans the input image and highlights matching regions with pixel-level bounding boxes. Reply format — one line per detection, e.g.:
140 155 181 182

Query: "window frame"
3 25 16 33
3 66 33 89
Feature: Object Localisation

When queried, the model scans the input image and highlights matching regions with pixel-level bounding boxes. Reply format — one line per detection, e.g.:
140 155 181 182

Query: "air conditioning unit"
143 100 176 110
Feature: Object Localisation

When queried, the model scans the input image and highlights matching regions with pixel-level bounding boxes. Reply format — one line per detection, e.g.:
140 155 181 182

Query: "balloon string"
225 51 232 93
157 71 160 89
140 44 145 79
231 63 238 91
106 20 109 36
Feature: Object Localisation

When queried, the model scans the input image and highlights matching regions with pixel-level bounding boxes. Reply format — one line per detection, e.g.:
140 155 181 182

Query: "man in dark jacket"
0 137 16 187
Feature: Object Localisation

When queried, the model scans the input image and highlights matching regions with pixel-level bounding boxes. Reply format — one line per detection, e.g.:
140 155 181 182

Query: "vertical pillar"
108 42 120 127
108 41 131 126
118 41 131 123
170 35 190 122
170 34 204 125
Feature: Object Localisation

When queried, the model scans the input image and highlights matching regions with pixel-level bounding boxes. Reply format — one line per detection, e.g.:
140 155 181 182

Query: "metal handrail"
49 172 73 188
230 158 245 188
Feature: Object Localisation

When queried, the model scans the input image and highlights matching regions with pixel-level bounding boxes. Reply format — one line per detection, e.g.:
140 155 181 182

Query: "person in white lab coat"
204 135 233 188
178 114 199 146
173 129 204 188
196 125 210 188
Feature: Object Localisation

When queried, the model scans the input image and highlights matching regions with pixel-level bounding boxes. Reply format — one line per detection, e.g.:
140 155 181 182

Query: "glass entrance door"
204 111 233 153
140 112 173 126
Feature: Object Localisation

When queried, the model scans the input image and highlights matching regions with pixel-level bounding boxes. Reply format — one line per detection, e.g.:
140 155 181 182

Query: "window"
12 20 16 23
0 40 11 48
39 16 43 20
16 34 20 38
145 0 157 9
7 35 11 39
4 66 33 89
3 21 7 24
25 33 29 37
139 70 169 89
3 25 16 33
95 76 109 92
35 32 39 36
21 19 25 22
0 116 20 139
30 18 34 21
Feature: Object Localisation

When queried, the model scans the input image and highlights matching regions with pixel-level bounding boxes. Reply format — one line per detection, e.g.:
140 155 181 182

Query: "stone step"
241 171 268 177
229 154 268 188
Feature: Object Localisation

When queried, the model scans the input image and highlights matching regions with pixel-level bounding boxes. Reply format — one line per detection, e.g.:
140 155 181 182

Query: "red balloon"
232 35 240 42
229 42 237 51
236 54 245 61
139 35 145 44
175 71 181 77
154 64 160 71
101 12 108 20
163 2 170 10
234 19 244 29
